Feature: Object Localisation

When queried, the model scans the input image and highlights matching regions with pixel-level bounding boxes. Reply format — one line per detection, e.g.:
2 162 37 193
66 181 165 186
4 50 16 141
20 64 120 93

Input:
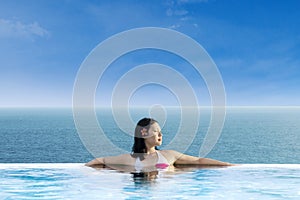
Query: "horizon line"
1 106 300 109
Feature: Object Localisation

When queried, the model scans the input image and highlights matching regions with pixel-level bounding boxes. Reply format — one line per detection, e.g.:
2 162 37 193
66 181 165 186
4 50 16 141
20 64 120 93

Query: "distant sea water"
0 107 299 164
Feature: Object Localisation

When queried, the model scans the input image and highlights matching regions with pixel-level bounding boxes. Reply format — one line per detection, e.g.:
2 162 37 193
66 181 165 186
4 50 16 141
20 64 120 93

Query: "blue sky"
0 0 300 107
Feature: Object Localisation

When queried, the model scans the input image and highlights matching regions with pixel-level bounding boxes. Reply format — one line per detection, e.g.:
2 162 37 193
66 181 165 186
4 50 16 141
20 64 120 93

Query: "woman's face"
144 122 163 147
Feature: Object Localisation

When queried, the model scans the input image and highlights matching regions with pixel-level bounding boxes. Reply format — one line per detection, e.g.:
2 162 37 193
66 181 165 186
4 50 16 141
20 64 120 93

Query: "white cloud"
166 8 189 17
0 19 49 39
168 24 181 29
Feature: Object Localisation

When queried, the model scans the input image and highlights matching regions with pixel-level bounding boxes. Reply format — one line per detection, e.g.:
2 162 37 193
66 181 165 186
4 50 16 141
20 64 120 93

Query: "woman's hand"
85 157 105 167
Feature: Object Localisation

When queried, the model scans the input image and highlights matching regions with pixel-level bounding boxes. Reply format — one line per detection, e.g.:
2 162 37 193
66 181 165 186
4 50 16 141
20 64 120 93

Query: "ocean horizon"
1 106 299 164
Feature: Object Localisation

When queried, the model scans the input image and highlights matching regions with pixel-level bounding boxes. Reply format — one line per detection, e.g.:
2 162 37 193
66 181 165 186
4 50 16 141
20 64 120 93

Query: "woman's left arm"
168 150 233 166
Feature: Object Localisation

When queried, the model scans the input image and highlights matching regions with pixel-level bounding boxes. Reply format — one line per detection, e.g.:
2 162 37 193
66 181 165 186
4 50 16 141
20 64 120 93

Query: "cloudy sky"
1 0 300 107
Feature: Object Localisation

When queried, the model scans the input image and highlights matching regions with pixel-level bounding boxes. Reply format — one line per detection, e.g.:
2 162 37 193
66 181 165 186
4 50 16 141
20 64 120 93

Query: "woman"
86 118 233 170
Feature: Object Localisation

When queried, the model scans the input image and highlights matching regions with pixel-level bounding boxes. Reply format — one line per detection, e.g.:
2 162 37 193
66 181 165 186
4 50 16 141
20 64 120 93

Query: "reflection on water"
132 170 159 182
90 163 231 186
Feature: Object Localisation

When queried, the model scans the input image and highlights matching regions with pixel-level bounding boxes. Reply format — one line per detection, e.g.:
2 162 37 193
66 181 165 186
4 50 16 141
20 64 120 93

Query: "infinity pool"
1 164 299 199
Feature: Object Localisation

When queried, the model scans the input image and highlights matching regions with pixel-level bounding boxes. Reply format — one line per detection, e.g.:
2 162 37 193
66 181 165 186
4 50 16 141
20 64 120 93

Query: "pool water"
0 164 300 199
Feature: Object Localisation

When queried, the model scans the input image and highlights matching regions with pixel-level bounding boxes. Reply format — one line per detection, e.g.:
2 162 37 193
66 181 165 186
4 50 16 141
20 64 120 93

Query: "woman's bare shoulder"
121 153 134 159
159 150 182 158
117 153 132 158
160 149 180 154
104 153 134 165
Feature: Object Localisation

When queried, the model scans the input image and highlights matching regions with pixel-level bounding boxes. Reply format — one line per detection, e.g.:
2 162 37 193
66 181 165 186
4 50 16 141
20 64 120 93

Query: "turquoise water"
0 164 300 199
0 107 299 163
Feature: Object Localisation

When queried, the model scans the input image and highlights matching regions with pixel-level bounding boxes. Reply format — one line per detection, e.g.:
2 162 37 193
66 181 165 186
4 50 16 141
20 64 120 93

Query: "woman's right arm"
85 157 105 167
85 154 130 167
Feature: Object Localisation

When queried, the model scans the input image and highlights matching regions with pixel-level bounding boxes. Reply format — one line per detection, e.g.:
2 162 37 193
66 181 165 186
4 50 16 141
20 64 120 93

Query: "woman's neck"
146 147 156 154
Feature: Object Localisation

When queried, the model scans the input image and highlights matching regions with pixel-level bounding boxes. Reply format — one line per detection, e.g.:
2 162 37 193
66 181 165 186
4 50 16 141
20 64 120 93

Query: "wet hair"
131 118 158 160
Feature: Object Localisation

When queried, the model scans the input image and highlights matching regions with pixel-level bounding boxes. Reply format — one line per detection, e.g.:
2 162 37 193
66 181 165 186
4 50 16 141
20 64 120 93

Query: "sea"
0 107 299 164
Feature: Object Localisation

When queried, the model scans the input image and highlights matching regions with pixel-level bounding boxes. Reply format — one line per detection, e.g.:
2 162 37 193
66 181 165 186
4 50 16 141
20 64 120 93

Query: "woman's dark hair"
131 118 158 160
